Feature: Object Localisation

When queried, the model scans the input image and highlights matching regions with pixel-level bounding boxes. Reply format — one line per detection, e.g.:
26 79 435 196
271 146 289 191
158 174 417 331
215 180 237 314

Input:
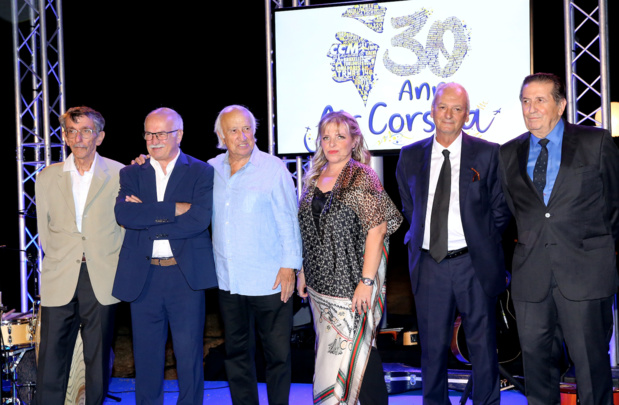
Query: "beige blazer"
35 154 125 306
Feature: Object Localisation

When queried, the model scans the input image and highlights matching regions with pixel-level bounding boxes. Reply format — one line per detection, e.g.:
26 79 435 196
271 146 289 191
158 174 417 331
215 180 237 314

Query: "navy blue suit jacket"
396 133 511 297
113 151 217 302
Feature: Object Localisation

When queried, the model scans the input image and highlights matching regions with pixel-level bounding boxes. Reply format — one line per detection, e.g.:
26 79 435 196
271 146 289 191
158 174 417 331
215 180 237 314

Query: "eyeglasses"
65 128 96 139
143 129 179 141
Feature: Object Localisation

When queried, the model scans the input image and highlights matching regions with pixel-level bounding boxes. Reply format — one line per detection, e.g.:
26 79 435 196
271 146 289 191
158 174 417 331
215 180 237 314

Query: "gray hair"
519 73 566 105
59 106 105 133
145 107 184 130
213 105 258 150
432 82 470 114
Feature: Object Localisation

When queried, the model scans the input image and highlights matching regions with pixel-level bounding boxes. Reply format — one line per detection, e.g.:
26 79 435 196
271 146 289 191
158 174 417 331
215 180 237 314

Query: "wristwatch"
294 269 303 277
360 277 374 286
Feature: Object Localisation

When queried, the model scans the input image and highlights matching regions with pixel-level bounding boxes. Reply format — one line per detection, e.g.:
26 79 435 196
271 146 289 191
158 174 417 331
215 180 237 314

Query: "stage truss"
11 0 66 312
564 0 611 129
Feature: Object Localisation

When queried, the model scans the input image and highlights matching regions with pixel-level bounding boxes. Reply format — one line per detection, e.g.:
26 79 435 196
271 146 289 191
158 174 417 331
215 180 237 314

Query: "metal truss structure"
564 0 611 129
282 157 313 200
11 0 66 312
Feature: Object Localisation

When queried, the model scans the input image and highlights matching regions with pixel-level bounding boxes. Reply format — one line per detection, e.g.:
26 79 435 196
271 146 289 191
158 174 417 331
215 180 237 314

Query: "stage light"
595 102 619 137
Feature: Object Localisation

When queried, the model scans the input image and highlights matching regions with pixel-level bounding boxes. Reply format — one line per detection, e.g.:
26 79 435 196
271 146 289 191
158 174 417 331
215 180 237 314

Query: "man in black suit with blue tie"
499 73 619 405
396 82 511 405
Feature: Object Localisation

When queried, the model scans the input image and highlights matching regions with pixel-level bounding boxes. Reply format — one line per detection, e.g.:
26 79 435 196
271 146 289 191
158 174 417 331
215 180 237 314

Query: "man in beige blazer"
34 106 124 405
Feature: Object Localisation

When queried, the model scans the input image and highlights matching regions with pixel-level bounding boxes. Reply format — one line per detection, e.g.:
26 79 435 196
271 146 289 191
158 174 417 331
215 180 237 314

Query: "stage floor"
103 378 528 404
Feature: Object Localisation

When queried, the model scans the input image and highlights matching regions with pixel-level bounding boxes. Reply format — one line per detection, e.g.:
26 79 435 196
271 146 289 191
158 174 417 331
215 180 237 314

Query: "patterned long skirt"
307 255 386 405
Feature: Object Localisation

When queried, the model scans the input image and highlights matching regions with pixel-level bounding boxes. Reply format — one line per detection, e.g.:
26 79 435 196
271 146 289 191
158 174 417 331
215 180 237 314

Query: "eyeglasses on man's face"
143 129 180 141
65 128 96 140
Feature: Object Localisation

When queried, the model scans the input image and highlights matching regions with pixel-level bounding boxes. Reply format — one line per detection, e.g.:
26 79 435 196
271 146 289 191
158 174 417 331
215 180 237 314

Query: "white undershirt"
149 152 180 258
63 153 97 233
422 133 467 250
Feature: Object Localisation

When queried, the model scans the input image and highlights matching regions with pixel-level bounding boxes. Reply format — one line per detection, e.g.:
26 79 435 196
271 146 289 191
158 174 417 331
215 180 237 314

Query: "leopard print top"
299 159 403 298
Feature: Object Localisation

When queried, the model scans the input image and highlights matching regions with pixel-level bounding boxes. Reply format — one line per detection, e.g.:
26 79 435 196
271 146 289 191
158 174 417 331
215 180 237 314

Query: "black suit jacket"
499 122 619 302
396 133 511 297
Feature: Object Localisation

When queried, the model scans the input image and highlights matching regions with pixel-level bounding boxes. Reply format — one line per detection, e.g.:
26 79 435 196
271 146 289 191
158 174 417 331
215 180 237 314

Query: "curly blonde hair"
303 111 371 192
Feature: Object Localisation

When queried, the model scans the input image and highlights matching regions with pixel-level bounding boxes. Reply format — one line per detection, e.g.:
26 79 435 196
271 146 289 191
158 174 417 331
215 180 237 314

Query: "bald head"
432 83 470 113
430 82 470 145
144 107 184 167
146 107 184 130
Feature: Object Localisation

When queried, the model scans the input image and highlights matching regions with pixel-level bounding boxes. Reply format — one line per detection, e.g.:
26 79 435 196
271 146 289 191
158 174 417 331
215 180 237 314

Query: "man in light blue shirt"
209 105 303 405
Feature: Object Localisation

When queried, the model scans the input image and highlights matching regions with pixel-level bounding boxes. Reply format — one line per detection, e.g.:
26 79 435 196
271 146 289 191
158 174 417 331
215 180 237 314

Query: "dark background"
0 0 616 311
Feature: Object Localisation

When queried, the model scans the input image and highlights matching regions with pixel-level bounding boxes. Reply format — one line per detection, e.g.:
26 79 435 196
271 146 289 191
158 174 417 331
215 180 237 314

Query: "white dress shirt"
422 133 467 250
63 153 97 233
149 152 180 258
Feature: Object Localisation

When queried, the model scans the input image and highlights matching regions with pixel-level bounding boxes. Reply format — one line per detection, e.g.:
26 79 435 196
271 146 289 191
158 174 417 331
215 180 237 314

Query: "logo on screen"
327 5 470 106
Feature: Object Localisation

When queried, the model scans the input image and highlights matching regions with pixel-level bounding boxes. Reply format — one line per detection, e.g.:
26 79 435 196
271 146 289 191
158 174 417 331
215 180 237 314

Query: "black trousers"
218 290 292 405
34 263 116 405
515 281 614 405
358 348 389 405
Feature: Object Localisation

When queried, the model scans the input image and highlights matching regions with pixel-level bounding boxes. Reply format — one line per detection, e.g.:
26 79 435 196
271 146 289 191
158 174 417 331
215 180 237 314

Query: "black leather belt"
421 246 469 259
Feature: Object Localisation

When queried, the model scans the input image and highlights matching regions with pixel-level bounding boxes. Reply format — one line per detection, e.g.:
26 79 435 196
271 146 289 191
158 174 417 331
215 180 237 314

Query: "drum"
1 314 36 349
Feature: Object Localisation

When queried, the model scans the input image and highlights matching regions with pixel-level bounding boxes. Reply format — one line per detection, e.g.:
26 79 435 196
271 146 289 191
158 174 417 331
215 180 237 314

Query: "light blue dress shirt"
527 119 564 205
208 146 303 296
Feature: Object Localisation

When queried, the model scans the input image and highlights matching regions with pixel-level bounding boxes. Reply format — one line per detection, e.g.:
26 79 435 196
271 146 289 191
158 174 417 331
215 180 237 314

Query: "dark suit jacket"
113 151 217 302
396 133 510 297
499 122 619 302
